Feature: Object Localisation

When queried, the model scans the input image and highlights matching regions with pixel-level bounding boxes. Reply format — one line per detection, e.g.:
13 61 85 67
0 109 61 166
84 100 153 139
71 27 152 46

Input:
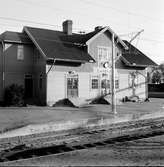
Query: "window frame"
115 79 119 89
91 75 99 89
17 45 24 61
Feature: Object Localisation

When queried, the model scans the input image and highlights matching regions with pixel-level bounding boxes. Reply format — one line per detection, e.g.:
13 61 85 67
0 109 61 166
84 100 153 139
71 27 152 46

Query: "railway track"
1 116 164 164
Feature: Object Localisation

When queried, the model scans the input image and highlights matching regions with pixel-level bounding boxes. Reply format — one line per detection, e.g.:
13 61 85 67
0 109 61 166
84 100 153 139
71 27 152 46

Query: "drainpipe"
2 41 5 91
46 59 55 75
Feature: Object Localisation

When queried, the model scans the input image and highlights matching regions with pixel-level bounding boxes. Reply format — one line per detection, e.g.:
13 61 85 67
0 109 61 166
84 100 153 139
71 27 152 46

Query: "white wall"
47 71 66 106
116 69 146 100
78 73 90 99
46 67 147 106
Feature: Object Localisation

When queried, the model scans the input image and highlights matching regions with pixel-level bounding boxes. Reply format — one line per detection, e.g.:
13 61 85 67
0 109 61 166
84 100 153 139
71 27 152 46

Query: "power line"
81 0 164 24
0 17 163 45
12 0 164 37
0 16 62 28
1 16 164 39
11 0 141 30
2 29 164 46
1 14 163 38
0 16 93 33
141 38 164 44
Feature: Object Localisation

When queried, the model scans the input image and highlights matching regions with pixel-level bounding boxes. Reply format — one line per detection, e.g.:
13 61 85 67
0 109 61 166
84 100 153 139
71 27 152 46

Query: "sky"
0 0 164 64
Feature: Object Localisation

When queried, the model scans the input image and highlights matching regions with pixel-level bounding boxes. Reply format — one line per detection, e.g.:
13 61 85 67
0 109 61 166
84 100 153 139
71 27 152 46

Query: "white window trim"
90 75 99 90
17 45 24 60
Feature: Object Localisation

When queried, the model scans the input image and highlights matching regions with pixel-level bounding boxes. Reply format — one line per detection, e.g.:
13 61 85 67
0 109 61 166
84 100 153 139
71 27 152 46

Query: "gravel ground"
0 98 163 134
1 98 164 166
5 135 164 166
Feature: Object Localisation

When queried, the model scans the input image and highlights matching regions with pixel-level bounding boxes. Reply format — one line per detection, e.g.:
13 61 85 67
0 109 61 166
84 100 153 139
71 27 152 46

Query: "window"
98 47 111 68
115 79 119 89
17 45 24 60
92 79 98 89
91 75 99 89
101 79 110 89
67 77 78 89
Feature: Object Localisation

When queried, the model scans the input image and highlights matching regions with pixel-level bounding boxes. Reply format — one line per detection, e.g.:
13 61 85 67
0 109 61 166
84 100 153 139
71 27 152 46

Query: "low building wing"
122 40 157 67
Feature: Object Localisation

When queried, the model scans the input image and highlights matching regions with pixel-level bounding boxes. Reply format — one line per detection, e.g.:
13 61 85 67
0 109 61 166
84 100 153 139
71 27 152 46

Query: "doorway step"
53 98 91 108
91 95 123 105
68 97 92 107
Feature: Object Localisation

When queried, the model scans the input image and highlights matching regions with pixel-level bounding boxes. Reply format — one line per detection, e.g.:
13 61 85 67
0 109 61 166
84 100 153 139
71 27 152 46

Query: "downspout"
2 41 5 93
46 58 55 106
46 59 56 75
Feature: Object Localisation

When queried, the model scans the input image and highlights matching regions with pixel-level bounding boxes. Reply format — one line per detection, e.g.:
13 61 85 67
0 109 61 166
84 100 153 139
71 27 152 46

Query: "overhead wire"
0 16 164 42
1 30 164 52
81 0 164 24
0 0 163 47
1 29 162 65
10 0 142 30
8 0 164 39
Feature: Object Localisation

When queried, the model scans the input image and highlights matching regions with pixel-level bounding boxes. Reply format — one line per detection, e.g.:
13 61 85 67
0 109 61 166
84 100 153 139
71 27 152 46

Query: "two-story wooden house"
0 20 157 106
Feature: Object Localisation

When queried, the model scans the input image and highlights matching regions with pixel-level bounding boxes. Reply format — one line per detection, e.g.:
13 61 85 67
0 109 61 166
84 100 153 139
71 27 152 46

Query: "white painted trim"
55 58 87 63
86 26 128 50
24 27 47 59
86 27 108 45
90 74 99 91
66 73 79 98
3 40 32 44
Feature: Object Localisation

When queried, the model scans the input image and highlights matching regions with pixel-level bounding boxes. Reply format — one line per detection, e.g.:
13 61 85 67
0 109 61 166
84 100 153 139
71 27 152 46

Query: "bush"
4 84 25 106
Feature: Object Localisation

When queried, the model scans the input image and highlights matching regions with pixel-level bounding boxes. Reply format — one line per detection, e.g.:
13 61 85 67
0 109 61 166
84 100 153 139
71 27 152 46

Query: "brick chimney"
62 20 73 35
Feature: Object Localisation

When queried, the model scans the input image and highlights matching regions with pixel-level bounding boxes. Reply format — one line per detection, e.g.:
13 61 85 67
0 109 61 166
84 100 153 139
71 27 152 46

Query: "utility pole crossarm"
129 29 144 43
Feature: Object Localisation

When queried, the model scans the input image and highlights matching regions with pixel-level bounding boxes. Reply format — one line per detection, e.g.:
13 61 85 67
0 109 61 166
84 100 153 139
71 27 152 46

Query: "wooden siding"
0 42 47 105
78 73 90 99
116 69 146 100
33 48 46 105
88 31 112 68
4 44 34 74
46 30 147 105
46 70 66 106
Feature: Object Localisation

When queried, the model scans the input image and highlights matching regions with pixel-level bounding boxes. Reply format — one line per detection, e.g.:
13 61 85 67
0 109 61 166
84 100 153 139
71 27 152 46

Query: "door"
67 75 78 98
25 75 33 98
101 73 110 95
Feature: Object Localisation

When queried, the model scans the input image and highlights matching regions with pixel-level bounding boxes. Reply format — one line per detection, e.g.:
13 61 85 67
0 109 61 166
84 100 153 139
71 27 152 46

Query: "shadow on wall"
52 81 147 107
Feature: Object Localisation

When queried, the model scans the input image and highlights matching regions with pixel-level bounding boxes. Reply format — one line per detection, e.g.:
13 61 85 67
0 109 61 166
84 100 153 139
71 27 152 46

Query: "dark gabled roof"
24 26 96 63
64 29 102 44
122 40 157 67
0 31 32 44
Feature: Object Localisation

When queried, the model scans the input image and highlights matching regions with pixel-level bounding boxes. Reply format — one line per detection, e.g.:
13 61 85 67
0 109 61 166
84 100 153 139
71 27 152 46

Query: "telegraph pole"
111 33 117 114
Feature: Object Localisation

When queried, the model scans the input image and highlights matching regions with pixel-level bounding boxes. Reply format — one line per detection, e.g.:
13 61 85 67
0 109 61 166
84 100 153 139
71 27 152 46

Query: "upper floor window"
17 45 24 60
98 47 111 68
